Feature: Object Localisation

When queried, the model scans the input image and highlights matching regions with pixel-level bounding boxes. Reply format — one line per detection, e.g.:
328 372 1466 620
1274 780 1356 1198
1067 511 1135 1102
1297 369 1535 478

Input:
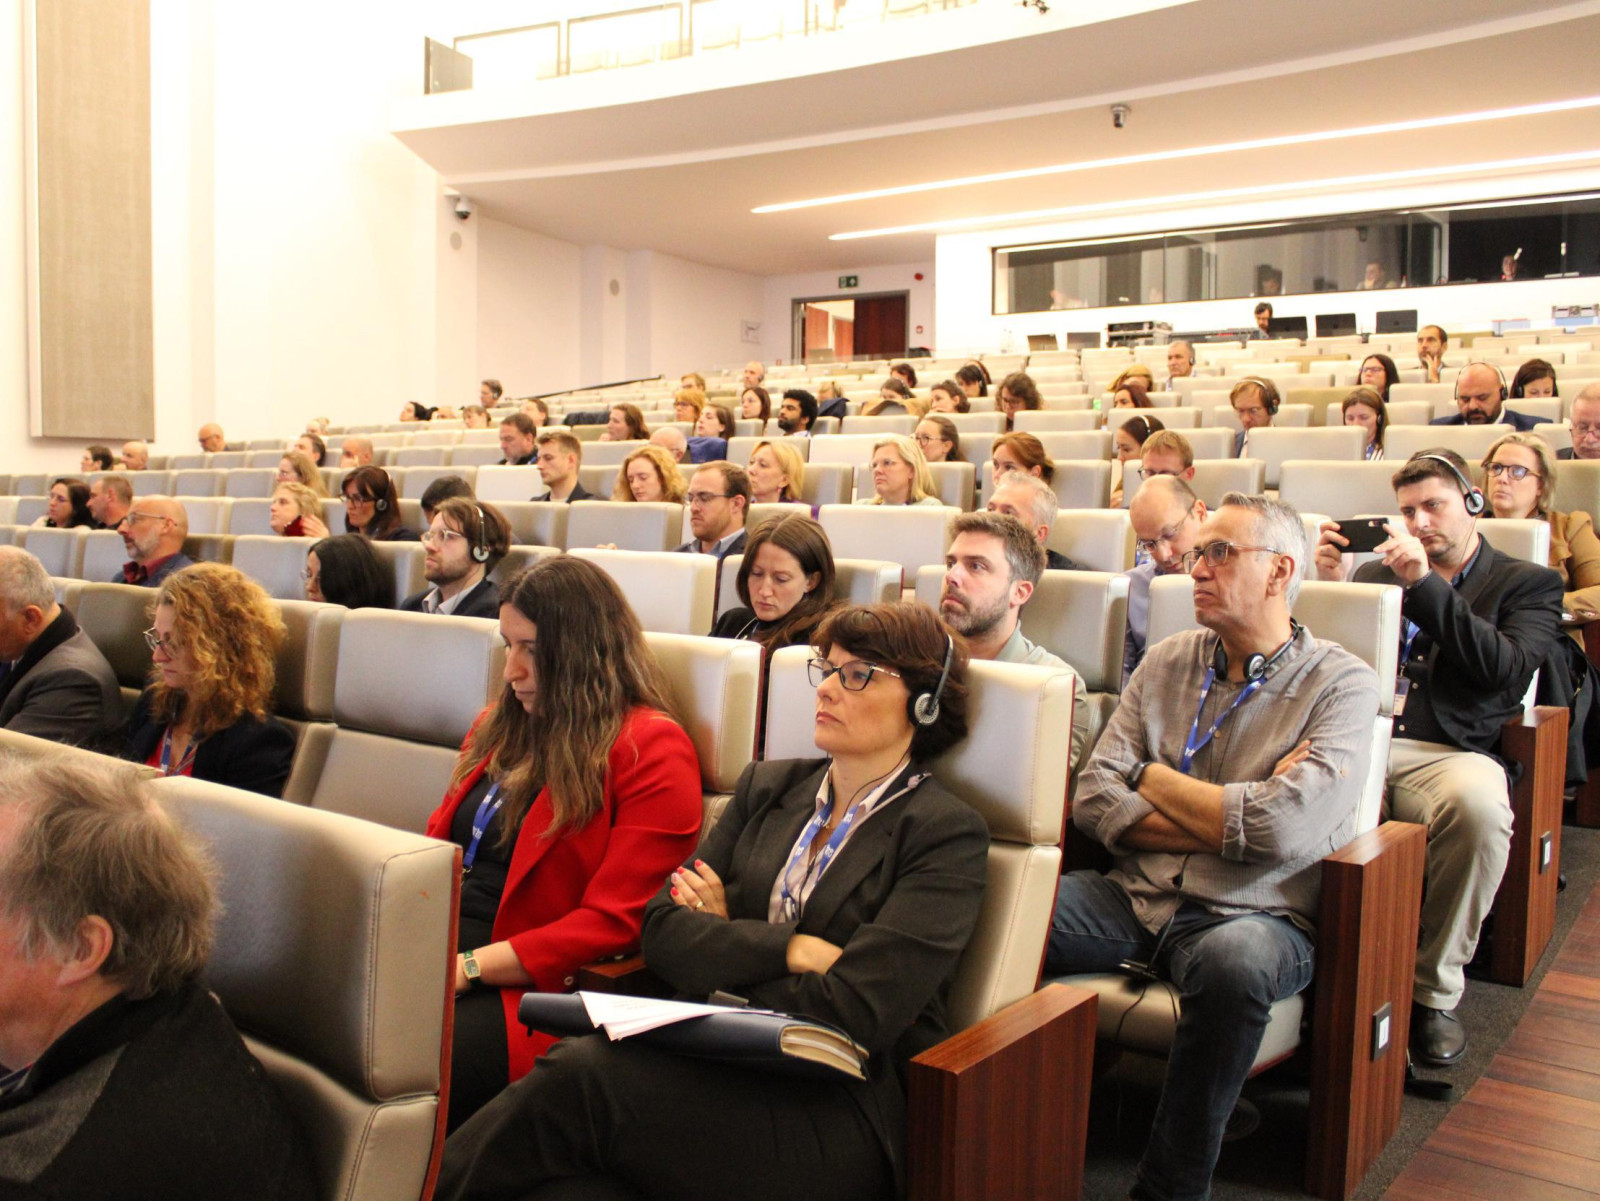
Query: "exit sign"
838 275 859 288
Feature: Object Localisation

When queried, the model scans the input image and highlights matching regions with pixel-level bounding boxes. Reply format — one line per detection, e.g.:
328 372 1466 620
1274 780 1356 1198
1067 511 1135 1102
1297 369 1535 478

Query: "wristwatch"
1127 761 1153 791
462 951 483 988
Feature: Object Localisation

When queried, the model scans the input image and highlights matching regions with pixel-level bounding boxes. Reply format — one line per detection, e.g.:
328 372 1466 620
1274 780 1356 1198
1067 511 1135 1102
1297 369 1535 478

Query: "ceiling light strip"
827 150 1600 240
755 95 1600 215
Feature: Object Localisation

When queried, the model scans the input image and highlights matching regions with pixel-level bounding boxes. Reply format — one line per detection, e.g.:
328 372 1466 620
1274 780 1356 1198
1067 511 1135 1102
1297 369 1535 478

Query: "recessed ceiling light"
753 95 1600 215
827 150 1600 239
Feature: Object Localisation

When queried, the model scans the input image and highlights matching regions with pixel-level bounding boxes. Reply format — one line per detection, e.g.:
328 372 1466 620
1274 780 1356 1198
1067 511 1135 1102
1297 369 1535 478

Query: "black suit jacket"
641 757 988 1189
1354 535 1563 759
123 689 296 799
1429 410 1549 430
530 482 595 504
399 575 500 620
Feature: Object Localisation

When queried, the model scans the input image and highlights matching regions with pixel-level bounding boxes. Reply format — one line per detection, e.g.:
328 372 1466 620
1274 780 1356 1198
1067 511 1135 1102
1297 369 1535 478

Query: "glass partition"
993 192 1600 315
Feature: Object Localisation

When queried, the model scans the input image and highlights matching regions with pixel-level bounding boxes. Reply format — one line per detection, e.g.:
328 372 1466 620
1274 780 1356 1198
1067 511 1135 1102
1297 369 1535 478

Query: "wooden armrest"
1491 705 1568 986
1306 820 1426 1199
906 984 1096 1201
573 955 671 998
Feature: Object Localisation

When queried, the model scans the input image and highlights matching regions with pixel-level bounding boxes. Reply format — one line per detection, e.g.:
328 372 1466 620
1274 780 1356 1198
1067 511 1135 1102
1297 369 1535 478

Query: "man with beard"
938 511 1089 770
400 498 510 619
1430 362 1549 430
776 390 817 437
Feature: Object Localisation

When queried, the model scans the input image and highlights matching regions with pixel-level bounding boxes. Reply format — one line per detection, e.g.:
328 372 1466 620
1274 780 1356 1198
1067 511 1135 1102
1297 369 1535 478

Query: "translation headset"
1414 452 1486 517
470 504 491 563
1452 360 1509 403
1237 376 1280 416
1210 618 1303 683
912 634 955 727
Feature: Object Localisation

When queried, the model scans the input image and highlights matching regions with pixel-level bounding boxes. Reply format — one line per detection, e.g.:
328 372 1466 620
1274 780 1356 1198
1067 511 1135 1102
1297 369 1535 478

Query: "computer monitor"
1064 331 1101 350
1027 334 1059 351
1376 309 1418 334
1266 316 1308 338
1315 312 1357 338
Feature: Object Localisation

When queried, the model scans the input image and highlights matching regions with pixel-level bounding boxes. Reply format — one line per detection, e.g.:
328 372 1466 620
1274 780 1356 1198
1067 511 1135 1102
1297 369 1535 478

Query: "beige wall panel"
35 0 153 439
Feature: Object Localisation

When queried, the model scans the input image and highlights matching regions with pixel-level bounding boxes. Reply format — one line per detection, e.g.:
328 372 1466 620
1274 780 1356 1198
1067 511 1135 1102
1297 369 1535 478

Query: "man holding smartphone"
1313 448 1562 1066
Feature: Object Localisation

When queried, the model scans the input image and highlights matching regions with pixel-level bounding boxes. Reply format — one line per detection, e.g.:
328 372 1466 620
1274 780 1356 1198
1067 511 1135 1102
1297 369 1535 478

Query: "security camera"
1111 104 1130 130
453 197 474 220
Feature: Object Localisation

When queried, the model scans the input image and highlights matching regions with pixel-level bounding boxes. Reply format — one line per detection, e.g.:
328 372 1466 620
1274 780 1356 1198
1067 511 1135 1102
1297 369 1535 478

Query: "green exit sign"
838 275 859 288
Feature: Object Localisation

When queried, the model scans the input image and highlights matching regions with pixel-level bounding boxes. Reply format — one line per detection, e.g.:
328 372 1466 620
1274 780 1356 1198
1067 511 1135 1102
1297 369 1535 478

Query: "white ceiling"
391 0 1600 274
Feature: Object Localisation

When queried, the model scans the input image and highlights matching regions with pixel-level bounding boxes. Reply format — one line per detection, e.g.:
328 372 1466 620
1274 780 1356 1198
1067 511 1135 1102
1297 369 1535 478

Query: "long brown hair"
450 557 682 838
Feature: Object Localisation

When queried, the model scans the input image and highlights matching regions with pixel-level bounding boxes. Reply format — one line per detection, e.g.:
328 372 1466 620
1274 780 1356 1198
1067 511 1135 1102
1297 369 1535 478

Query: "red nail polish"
671 887 679 896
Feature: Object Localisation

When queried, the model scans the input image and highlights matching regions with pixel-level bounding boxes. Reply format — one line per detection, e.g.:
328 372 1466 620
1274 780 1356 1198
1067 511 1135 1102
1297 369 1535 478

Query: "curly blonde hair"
278 451 327 496
272 482 325 524
614 444 688 504
148 565 285 737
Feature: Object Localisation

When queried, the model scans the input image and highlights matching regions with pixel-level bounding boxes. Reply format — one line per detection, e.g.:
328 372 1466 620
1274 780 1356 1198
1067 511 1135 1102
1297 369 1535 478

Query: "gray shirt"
1122 560 1159 688
994 623 1090 771
1074 625 1378 934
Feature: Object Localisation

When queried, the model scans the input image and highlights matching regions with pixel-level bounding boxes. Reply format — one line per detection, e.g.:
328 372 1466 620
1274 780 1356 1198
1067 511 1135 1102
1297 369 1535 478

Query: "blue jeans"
1045 872 1315 1201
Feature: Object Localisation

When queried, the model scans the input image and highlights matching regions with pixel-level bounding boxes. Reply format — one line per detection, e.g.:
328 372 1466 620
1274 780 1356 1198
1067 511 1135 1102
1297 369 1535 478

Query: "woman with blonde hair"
425 557 702 1130
672 388 706 425
601 403 649 443
1482 432 1600 646
855 433 941 506
613 444 688 504
745 439 806 505
121 564 294 797
269 482 329 538
276 450 329 496
1109 364 1156 394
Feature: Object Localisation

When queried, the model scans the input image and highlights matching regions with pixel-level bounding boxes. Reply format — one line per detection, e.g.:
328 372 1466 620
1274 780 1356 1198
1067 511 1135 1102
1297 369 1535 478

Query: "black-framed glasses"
686 491 730 506
342 492 373 506
117 511 165 528
807 657 902 692
1485 462 1542 482
1179 541 1281 572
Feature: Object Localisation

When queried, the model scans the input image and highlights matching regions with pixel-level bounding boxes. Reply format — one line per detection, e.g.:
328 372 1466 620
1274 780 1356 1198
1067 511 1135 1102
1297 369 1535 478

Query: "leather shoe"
1411 1003 1467 1067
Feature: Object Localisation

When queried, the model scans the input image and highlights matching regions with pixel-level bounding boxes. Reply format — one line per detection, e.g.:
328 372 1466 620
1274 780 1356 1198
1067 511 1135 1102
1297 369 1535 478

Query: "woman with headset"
339 465 419 541
440 602 987 1201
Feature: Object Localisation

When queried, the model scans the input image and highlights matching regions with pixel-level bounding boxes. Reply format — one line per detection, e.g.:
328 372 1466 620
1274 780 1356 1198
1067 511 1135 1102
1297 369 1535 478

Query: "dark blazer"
123 689 297 799
530 482 595 504
674 529 747 559
498 453 535 466
1354 534 1563 758
1557 447 1591 461
370 525 421 542
1046 548 1089 572
640 757 988 1189
0 610 121 749
1430 409 1550 430
400 575 500 620
111 552 195 587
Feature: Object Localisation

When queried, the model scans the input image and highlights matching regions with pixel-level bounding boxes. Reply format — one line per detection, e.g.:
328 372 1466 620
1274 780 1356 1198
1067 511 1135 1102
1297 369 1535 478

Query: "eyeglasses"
686 491 730 506
299 569 319 584
913 433 943 446
420 528 467 547
1485 462 1542 481
807 657 902 691
142 627 177 653
1136 508 1197 555
341 493 373 506
1179 541 1282 572
118 511 165 528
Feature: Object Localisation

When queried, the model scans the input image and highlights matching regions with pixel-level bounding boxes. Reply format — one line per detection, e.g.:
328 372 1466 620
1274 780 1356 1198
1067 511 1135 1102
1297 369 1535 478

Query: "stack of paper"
578 992 746 1039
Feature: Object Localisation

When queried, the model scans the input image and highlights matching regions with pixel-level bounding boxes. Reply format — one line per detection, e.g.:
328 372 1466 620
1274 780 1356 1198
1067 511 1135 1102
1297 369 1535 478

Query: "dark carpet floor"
1077 823 1600 1201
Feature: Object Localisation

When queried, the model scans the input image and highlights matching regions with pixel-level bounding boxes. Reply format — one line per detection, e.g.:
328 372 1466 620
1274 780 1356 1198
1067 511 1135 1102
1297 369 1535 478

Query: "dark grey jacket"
0 610 121 749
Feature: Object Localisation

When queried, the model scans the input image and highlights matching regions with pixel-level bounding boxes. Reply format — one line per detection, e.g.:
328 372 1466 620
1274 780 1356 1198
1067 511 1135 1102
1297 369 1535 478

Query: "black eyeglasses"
1179 541 1281 572
1485 462 1541 482
807 658 902 691
686 491 730 506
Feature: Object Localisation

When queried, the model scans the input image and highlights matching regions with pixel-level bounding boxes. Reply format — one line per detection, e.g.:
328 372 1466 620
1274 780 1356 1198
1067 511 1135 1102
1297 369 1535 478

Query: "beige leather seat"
18 527 87 578
166 455 208 472
1384 423 1505 462
1048 509 1134 572
1278 461 1398 520
1240 427 1367 488
73 582 156 715
817 503 960 580
805 434 880 466
979 460 1112 510
244 447 288 465
308 609 504 832
573 441 643 467
496 501 570 549
761 647 1095 1195
224 470 278 499
1035 430 1112 461
398 465 477 500
271 598 344 805
368 541 427 606
943 412 1006 433
392 446 449 468
227 499 278 538
1384 401 1432 426
153 774 456 1201
474 466 545 504
489 545 561 586
175 496 233 535
799 462 853 507
230 535 318 602
715 554 902 619
448 444 509 468
1056 575 1423 1197
1388 383 1455 408
725 435 810 465
1121 460 1265 509
567 500 683 552
569 548 716 635
79 530 130 582
209 452 249 469
1012 411 1100 433
171 469 227 497
1475 517 1551 565
1184 427 1237 460
1554 459 1600 525
839 415 916 436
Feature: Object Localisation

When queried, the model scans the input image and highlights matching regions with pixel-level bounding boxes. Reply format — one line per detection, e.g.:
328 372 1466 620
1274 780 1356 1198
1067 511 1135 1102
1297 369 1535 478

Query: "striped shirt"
1074 626 1379 934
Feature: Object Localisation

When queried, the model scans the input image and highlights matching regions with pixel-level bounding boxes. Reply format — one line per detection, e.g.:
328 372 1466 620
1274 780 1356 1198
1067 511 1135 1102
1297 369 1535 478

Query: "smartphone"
1336 519 1391 554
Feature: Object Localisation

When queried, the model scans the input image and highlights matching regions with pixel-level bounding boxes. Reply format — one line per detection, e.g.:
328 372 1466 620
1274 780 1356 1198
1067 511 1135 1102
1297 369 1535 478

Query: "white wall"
636 251 764 380
476 216 582 397
760 262 935 365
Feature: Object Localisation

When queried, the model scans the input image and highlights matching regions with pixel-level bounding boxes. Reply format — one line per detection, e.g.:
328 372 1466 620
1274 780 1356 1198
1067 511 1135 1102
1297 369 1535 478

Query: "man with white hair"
0 756 318 1198
650 426 688 464
1559 383 1600 460
985 472 1088 571
0 547 119 748
1163 340 1195 389
118 440 149 472
1047 493 1379 1201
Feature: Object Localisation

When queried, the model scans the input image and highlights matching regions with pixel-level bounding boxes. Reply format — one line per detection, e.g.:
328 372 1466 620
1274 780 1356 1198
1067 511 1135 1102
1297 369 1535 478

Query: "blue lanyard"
778 767 922 921
1178 668 1265 775
159 728 197 777
1400 620 1420 668
461 783 505 875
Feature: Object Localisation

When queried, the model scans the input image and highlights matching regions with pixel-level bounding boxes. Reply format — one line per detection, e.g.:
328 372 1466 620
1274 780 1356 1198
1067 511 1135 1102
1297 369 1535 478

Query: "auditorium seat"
209 452 249 469
398 465 477 500
760 647 1095 1198
943 412 1006 433
175 496 232 535
223 469 278 499
495 501 570 549
567 500 682 552
806 434 883 466
244 449 287 467
979 460 1112 509
1475 518 1550 565
171 470 226 498
392 446 448 468
488 544 560 586
1120 459 1266 509
1035 430 1112 461
1384 423 1505 462
0 497 15 524
1242 426 1367 487
577 466 620 497
817 503 960 580
799 462 853 507
166 455 208 472
368 541 427 606
474 465 544 504
1057 576 1425 1199
73 582 154 715
1554 459 1600 524
840 415 916 436
447 444 508 468
569 548 715 635
1012 411 1101 433
80 530 128 582
153 775 456 1201
270 598 343 805
1111 406 1201 429
1049 509 1134 572
1283 386 1350 425
715 554 902 619
1278 461 1398 520
725 435 809 465
309 609 504 832
125 470 172 496
1390 383 1454 407
12 499 44 525
17 526 87 578
227 499 277 538
182 533 233 565
580 440 647 466
231 535 318 602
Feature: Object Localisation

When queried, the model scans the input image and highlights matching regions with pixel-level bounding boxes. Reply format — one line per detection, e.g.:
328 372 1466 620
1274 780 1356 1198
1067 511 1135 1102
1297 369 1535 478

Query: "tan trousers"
1385 738 1513 1010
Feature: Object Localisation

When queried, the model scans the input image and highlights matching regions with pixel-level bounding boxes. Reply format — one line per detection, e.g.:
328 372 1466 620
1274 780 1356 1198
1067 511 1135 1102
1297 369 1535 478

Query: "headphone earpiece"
912 634 955 727
1415 452 1485 516
1262 379 1280 416
471 505 491 562
1452 361 1509 403
1212 621 1302 683
373 496 388 512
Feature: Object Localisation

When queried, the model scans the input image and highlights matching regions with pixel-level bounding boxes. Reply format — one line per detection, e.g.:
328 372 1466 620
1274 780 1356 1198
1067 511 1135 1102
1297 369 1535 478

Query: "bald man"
1429 362 1549 430
340 437 374 468
1124 476 1208 686
197 424 226 453
113 497 193 587
650 426 689 464
119 440 150 472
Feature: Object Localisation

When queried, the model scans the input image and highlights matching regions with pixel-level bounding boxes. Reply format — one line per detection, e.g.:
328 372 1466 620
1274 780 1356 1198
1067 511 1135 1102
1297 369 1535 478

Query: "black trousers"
437 1033 896 1201
450 988 511 1132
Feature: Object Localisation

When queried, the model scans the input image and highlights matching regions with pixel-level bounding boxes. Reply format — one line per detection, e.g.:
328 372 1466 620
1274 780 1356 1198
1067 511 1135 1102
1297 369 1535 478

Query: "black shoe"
1410 1003 1467 1067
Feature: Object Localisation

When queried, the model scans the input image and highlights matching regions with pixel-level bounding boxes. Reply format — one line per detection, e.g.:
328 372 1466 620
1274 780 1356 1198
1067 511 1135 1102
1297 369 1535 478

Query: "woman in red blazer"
426 557 703 1130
